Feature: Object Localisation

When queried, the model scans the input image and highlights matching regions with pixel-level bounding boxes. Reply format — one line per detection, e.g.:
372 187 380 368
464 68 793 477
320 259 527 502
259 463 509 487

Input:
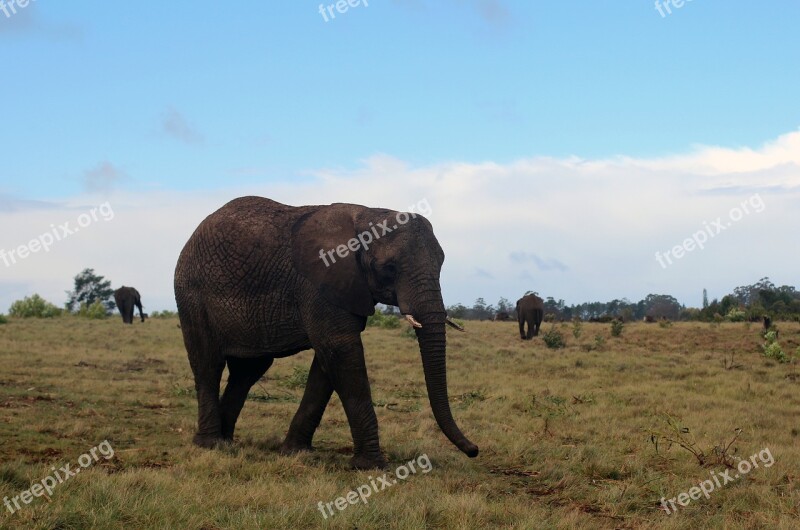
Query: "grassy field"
1 317 798 529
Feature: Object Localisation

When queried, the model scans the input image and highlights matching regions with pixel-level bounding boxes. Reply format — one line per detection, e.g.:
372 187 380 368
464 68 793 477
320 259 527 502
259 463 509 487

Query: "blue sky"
1 1 799 312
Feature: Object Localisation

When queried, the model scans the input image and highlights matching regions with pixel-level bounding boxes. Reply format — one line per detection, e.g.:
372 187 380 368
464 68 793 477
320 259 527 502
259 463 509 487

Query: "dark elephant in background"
174 196 477 469
516 293 544 339
114 286 145 324
493 311 510 321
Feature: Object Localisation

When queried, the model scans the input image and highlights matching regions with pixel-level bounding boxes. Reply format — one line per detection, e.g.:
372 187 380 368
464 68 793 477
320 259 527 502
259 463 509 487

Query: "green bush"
763 342 789 363
77 300 109 319
281 366 309 389
610 319 624 337
0 314 7 324
726 309 746 322
762 331 790 363
658 319 673 328
366 312 400 329
572 318 583 339
150 310 178 319
542 326 565 349
8 294 63 318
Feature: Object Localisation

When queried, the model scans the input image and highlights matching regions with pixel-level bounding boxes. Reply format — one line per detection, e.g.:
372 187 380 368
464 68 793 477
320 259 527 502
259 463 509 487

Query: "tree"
702 288 708 309
65 268 114 313
496 297 513 314
642 294 682 321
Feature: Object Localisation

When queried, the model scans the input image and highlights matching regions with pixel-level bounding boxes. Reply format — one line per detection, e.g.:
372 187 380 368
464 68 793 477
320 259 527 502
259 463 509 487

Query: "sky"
1 0 798 313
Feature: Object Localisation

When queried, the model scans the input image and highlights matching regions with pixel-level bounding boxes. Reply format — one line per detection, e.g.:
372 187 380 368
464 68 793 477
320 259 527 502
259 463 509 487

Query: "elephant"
114 286 145 324
516 294 544 339
174 196 477 469
493 311 510 322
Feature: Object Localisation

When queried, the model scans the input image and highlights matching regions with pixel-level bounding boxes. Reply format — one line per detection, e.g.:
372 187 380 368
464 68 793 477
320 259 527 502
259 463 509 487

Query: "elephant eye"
380 262 397 280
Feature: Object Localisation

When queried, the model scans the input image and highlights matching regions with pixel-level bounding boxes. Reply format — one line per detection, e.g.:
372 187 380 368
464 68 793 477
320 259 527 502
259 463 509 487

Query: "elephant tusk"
445 316 465 332
404 314 423 328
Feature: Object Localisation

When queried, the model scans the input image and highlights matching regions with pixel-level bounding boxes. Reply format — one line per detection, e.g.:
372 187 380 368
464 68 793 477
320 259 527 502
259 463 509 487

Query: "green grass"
1 318 799 528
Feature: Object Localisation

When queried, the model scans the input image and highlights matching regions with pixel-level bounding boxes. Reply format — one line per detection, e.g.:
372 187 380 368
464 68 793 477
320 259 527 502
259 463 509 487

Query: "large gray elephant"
114 286 145 324
174 197 477 469
516 293 544 339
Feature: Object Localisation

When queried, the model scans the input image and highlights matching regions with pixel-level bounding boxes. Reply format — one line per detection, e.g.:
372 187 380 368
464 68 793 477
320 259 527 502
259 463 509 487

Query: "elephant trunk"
406 292 478 458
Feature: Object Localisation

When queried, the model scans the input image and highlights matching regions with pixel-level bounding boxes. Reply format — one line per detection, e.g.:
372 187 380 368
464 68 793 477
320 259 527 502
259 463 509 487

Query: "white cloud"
1 130 798 313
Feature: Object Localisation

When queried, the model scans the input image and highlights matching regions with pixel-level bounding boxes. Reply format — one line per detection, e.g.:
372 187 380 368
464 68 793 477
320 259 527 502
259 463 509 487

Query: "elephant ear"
291 206 375 317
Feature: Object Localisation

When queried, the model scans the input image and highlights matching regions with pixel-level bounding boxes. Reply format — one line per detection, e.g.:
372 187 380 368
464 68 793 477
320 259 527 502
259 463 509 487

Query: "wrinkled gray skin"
114 286 145 324
174 197 478 469
516 294 544 339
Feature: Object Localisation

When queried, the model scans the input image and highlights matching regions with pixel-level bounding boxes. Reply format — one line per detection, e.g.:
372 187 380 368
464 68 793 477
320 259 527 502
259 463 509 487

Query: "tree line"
403 277 800 322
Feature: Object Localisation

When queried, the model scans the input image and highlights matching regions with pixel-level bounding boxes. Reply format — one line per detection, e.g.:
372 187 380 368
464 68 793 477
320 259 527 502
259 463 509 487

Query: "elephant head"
291 205 478 458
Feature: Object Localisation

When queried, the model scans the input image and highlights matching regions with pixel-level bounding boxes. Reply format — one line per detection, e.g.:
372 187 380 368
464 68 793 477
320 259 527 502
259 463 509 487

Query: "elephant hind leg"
281 355 333 454
187 337 226 448
220 355 274 440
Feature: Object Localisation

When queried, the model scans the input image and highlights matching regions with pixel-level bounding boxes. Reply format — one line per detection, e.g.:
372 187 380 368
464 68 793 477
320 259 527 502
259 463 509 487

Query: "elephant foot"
350 453 389 470
193 433 225 449
278 439 314 455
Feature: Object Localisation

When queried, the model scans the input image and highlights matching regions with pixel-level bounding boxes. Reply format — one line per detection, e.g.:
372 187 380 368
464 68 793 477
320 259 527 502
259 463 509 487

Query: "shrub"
8 294 63 318
367 312 400 329
726 309 746 322
542 326 565 349
763 342 789 363
572 318 583 339
0 314 7 324
610 319 624 337
281 366 309 389
762 330 790 363
77 300 109 319
150 310 178 319
594 334 606 349
658 319 673 329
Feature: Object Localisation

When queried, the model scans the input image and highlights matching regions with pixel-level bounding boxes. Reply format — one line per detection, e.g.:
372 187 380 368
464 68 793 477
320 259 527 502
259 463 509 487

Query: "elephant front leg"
280 355 333 454
519 318 527 340
319 338 387 469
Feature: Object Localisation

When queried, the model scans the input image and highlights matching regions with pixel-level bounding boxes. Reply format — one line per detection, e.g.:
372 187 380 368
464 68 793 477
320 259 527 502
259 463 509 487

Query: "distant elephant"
516 294 544 339
174 197 477 469
493 311 510 321
114 286 145 324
